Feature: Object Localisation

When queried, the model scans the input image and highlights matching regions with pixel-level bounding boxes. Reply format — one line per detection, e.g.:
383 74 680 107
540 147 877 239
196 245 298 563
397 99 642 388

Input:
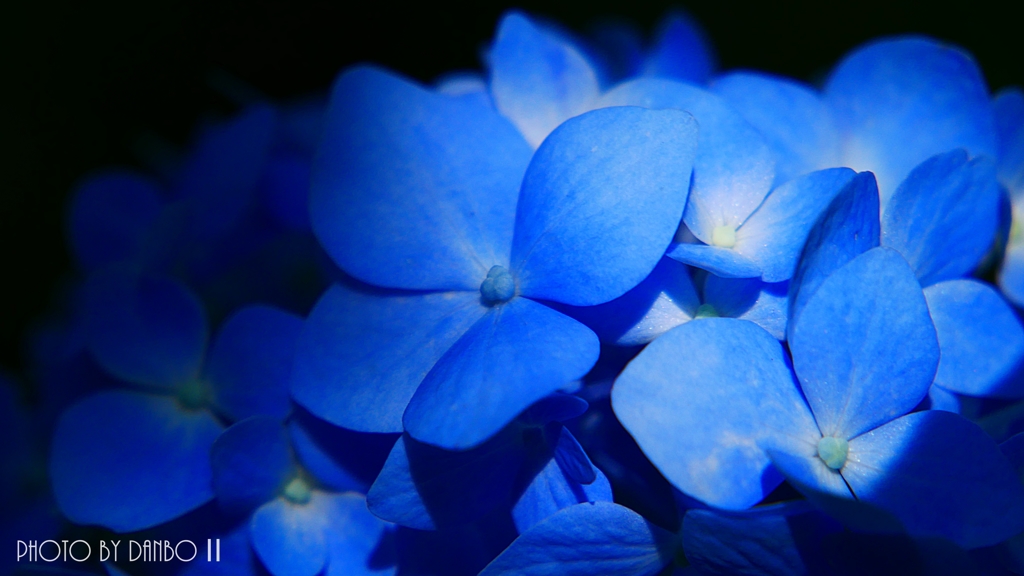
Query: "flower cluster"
6 8 1024 576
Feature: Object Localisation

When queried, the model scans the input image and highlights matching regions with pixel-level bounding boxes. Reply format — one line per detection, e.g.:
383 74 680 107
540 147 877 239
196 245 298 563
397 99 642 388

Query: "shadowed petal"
404 297 599 450
666 243 761 279
210 417 294 514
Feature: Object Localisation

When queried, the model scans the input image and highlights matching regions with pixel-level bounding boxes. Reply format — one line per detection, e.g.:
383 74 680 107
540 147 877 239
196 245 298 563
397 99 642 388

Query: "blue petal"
205 305 302 422
67 170 164 271
83 266 208 389
881 150 1000 286
556 257 698 346
210 417 294 514
711 72 842 185
600 79 775 241
291 282 486 434
825 37 996 201
844 410 1024 548
736 168 857 282
480 502 677 576
250 495 328 576
518 393 590 426
366 432 525 530
666 243 762 279
312 65 532 291
681 501 842 576
994 88 1024 193
175 104 278 239
1003 432 1024 481
765 448 855 504
926 385 963 413
512 438 612 533
488 12 600 148
612 318 819 509
404 297 599 450
790 247 938 439
511 106 697 306
787 171 880 337
924 280 1024 398
1000 243 1024 307
702 276 788 340
641 10 714 84
322 492 396 576
50 390 222 532
288 410 397 494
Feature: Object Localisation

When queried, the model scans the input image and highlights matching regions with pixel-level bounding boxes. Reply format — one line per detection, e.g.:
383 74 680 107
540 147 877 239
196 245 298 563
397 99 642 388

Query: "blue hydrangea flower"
366 393 611 534
293 64 699 450
50 266 302 531
210 416 396 576
612 183 1024 547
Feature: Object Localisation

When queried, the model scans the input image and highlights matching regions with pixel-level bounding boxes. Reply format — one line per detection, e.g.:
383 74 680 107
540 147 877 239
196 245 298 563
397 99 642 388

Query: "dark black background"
2 0 1020 377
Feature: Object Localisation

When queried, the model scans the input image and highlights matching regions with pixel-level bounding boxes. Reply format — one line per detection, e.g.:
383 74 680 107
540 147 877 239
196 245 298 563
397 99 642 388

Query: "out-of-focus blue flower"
293 61 698 450
50 266 302 532
994 89 1024 305
210 416 396 576
366 393 610 534
612 178 1024 547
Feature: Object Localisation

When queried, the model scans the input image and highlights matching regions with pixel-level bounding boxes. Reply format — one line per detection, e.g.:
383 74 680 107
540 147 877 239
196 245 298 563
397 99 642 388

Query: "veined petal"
712 72 842 185
666 243 762 279
925 280 1024 398
790 248 938 439
788 171 880 340
881 150 1000 286
480 502 677 576
844 411 1024 548
404 297 599 450
50 390 222 532
291 282 486 434
83 266 208 390
825 37 996 202
206 305 302 422
511 106 697 306
612 318 819 510
736 168 857 282
67 170 164 271
489 12 601 148
312 65 532 291
599 78 774 241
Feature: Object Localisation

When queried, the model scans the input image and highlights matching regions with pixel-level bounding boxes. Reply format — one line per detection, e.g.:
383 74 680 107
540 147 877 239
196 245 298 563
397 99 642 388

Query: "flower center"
711 225 737 248
817 436 849 470
176 379 211 411
480 265 516 305
283 476 312 505
694 303 719 318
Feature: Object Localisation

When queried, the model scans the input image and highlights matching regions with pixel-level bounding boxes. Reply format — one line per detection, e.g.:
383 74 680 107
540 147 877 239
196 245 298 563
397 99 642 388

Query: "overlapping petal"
790 247 938 439
312 65 532 291
511 105 697 306
251 496 329 576
612 318 819 509
210 417 294 514
404 296 599 449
